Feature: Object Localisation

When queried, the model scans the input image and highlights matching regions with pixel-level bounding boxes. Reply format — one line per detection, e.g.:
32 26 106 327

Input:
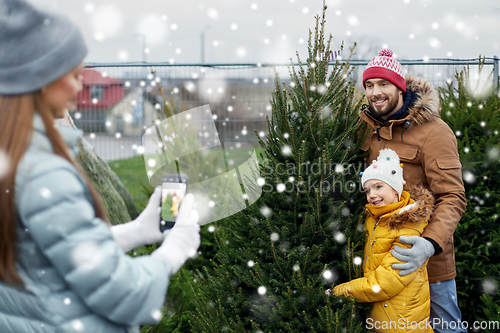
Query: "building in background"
70 68 124 132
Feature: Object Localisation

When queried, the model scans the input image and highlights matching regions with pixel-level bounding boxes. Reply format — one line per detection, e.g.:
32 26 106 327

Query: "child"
330 149 434 333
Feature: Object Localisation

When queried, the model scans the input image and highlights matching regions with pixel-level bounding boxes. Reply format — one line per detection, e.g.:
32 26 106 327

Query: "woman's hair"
0 92 108 285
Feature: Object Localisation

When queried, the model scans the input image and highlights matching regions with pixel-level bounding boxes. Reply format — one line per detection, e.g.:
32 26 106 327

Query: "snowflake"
323 270 334 279
260 206 272 217
482 279 498 295
334 232 346 243
71 320 84 332
341 207 350 216
147 159 157 167
151 309 162 322
347 15 359 27
463 171 475 184
39 188 52 199
429 38 441 49
353 256 363 266
281 145 293 156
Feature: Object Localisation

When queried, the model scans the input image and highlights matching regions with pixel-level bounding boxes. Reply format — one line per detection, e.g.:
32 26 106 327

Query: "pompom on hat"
0 0 88 95
360 148 406 199
362 49 406 93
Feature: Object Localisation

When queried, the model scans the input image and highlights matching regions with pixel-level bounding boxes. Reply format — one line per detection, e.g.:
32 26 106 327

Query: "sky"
27 0 500 64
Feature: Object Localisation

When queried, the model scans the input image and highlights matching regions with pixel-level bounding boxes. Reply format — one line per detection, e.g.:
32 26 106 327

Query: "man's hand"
391 236 435 276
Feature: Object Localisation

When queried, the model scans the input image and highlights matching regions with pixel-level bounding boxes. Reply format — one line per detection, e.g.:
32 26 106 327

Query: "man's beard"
368 95 400 119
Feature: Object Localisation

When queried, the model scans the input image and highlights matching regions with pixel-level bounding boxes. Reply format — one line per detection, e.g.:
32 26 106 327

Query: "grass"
108 155 153 211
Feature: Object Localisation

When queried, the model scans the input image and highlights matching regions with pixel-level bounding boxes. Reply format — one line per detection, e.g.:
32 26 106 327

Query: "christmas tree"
186 3 370 332
57 112 139 224
439 59 500 330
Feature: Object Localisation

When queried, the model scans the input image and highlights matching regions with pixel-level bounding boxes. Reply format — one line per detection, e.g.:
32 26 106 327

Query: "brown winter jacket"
359 75 467 283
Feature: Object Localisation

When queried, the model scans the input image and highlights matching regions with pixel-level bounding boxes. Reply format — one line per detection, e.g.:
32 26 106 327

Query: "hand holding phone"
152 192 200 274
160 173 188 232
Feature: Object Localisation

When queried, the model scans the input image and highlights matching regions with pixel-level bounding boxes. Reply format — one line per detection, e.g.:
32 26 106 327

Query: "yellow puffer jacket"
338 186 434 333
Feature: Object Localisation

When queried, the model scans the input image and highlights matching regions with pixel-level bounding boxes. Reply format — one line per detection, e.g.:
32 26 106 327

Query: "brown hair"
0 93 108 285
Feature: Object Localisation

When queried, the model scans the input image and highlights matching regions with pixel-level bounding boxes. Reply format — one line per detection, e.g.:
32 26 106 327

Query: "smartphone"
160 173 188 232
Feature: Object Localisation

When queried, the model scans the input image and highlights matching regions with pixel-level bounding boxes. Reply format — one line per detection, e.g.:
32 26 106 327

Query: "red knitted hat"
363 49 406 93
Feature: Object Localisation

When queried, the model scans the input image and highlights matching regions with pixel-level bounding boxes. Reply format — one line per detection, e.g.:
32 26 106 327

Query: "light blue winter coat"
0 114 172 333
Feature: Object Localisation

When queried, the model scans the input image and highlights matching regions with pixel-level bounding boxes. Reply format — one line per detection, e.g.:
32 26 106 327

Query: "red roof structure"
75 68 124 109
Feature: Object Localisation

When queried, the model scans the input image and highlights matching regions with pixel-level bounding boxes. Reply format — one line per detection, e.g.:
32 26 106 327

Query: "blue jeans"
429 279 467 333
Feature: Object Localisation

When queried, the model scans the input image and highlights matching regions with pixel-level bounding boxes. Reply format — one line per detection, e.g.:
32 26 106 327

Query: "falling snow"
463 171 475 184
39 188 52 199
260 206 272 217
257 178 265 186
353 256 363 266
151 309 163 321
71 320 84 332
482 278 498 295
334 232 346 244
281 145 292 156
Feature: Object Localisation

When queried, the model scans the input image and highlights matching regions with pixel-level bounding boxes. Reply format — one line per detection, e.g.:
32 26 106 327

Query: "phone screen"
160 182 187 230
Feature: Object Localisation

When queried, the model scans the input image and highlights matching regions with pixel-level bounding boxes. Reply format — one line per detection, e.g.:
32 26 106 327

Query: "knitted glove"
333 283 351 297
391 236 435 276
152 193 200 275
111 187 164 253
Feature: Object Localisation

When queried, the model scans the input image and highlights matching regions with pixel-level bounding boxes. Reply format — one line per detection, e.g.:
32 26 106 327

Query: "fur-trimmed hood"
404 74 440 125
385 184 435 230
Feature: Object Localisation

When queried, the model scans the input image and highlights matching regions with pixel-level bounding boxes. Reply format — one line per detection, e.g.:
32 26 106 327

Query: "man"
359 49 467 333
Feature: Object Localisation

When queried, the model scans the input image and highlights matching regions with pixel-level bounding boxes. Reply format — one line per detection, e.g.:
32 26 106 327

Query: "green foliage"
187 3 369 332
140 78 226 333
439 59 500 326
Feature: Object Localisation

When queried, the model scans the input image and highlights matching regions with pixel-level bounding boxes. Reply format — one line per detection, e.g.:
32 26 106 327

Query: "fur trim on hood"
386 184 435 231
405 74 441 126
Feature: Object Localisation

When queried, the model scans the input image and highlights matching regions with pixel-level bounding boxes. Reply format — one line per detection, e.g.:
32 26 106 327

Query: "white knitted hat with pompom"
361 148 405 199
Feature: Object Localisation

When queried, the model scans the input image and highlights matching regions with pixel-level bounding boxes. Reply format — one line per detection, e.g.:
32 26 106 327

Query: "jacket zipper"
363 214 381 271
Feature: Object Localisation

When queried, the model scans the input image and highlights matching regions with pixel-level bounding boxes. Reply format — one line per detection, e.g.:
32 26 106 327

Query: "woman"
0 1 200 332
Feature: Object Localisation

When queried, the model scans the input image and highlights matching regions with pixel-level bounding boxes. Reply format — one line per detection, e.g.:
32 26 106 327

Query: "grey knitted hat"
0 0 88 95
361 148 406 199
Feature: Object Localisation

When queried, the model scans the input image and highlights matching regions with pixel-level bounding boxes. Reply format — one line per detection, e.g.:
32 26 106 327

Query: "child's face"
364 180 399 206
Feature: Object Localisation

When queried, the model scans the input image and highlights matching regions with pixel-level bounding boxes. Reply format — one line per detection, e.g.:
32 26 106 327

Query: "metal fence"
74 57 498 200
